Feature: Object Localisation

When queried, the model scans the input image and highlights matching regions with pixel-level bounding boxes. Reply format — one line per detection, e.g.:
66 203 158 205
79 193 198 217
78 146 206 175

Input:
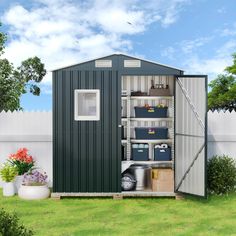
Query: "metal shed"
52 54 207 199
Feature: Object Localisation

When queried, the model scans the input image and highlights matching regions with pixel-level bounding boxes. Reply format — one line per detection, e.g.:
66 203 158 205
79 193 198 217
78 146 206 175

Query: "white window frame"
74 89 100 121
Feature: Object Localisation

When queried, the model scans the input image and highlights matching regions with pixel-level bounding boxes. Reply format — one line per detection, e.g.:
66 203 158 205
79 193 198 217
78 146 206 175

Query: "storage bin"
134 107 168 118
132 144 149 161
135 127 168 140
154 147 171 161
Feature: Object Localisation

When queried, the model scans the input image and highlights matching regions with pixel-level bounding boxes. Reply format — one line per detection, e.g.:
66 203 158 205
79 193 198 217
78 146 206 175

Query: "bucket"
128 164 152 191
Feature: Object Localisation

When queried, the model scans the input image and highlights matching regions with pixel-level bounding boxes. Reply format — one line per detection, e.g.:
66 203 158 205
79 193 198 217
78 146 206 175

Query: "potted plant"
8 148 34 193
0 163 18 196
18 169 50 200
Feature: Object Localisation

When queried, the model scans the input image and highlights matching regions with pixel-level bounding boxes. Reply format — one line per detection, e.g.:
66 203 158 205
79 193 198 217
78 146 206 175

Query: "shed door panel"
53 70 121 193
175 75 207 197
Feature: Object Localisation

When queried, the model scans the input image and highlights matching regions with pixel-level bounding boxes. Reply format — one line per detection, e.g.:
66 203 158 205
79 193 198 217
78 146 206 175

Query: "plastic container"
135 127 168 140
134 107 168 118
132 144 149 161
154 147 171 161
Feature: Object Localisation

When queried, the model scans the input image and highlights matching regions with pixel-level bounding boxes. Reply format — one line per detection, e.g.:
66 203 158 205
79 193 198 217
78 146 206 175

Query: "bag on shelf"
135 104 168 118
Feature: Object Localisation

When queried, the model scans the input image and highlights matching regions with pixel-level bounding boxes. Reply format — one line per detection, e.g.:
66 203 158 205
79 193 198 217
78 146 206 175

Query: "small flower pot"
3 182 15 197
15 175 24 193
18 185 50 200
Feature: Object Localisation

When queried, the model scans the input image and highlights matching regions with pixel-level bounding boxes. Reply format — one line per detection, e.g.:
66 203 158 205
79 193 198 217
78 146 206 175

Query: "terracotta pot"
18 185 50 200
3 182 15 197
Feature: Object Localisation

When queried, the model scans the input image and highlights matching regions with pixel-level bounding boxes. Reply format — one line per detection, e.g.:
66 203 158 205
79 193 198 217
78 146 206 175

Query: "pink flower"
8 148 34 164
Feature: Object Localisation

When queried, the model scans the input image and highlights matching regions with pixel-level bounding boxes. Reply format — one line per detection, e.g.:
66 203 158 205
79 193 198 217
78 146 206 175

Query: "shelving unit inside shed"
121 75 175 193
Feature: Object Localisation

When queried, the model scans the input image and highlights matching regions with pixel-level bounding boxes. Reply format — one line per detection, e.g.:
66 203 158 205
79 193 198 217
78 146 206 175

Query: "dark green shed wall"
53 70 121 192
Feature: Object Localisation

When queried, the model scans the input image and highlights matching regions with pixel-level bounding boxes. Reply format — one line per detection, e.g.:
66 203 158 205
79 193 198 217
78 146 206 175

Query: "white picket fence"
0 112 52 187
208 111 236 158
0 111 235 187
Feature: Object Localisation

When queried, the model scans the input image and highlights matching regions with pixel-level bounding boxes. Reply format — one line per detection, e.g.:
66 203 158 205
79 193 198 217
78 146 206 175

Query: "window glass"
78 93 97 116
74 90 100 121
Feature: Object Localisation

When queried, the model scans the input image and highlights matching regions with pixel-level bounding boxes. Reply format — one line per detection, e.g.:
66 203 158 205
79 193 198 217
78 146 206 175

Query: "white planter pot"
3 182 15 197
15 175 24 193
18 185 50 200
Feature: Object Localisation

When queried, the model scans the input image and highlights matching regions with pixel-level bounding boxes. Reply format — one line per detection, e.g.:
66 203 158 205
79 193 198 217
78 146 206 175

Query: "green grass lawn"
1 190 236 236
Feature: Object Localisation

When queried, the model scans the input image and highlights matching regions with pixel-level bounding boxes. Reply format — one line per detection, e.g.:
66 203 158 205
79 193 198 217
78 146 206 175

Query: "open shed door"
175 75 207 197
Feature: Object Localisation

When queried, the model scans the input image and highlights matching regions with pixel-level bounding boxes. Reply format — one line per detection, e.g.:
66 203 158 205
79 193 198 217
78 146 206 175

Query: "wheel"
121 173 136 191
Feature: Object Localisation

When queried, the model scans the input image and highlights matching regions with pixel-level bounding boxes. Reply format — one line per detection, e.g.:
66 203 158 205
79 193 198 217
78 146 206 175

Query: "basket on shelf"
135 106 168 118
149 88 171 96
149 80 171 96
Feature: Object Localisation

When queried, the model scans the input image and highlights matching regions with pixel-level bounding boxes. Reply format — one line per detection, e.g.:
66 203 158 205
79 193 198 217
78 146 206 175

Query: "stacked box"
152 168 174 192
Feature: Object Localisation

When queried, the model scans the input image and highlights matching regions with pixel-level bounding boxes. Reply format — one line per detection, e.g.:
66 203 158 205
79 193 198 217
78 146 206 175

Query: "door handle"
118 125 122 128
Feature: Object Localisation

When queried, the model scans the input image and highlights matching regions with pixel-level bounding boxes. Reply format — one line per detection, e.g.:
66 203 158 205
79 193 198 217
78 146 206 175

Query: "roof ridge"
51 53 184 72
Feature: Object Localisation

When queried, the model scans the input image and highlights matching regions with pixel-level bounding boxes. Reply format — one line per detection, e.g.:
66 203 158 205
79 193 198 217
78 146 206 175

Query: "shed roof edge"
51 53 184 72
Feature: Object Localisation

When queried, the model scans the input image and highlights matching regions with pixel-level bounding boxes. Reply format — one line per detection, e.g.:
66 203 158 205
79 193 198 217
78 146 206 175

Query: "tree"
208 74 236 111
225 53 236 75
0 23 46 111
208 53 236 111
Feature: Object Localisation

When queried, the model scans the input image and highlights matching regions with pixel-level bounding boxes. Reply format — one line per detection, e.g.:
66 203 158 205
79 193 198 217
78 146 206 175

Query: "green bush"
207 155 236 194
0 208 33 236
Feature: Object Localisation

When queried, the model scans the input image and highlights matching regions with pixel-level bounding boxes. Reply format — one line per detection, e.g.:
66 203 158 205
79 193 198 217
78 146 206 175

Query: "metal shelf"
121 160 173 172
122 96 173 100
122 160 173 165
122 117 173 122
130 139 172 144
121 94 174 162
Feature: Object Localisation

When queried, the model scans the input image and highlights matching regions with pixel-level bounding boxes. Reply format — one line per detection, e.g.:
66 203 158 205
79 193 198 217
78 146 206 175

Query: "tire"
121 173 136 191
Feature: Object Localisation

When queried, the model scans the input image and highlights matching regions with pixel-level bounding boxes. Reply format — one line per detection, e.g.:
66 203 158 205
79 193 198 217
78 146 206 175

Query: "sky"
0 0 236 111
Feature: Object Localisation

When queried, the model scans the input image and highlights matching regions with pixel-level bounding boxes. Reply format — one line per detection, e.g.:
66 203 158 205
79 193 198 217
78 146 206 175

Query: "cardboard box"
152 169 174 192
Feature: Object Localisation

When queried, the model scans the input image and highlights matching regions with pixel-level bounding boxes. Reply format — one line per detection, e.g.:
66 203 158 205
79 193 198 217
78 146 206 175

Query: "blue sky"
0 0 236 111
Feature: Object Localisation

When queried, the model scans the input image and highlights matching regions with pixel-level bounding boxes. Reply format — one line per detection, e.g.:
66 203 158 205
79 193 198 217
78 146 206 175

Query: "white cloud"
220 23 236 37
137 0 190 27
217 7 226 14
1 0 190 93
180 37 212 54
183 40 236 80
160 46 175 60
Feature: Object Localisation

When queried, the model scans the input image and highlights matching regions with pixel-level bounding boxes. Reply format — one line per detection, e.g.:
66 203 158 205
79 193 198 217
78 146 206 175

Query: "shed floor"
51 191 177 199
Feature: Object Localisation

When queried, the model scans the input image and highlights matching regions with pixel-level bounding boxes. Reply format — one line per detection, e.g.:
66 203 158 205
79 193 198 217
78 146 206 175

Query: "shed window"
124 60 141 67
95 60 112 67
74 90 100 121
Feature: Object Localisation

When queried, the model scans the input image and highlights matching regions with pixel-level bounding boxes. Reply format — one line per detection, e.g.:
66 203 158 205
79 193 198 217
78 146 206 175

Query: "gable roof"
51 53 184 72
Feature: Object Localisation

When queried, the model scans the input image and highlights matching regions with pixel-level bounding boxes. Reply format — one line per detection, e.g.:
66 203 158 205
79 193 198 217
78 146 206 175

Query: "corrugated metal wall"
53 70 121 193
175 76 207 197
52 54 183 194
